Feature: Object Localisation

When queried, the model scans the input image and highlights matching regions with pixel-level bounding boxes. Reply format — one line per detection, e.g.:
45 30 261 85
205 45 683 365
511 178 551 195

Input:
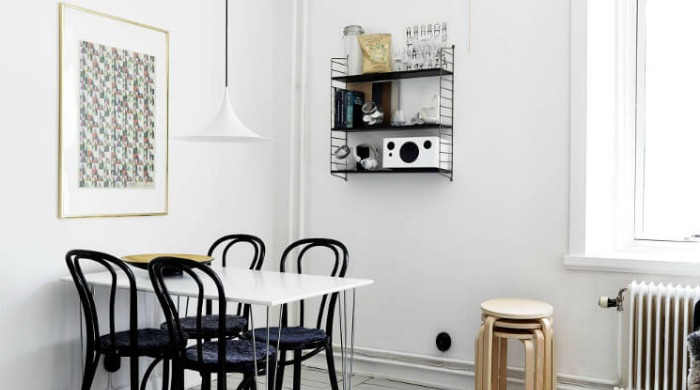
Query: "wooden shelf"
331 124 451 133
331 68 453 83
332 168 452 175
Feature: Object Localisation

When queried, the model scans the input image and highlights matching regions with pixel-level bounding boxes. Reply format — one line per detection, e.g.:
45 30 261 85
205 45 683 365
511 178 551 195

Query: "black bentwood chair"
149 256 276 390
247 238 349 390
65 249 177 390
161 235 265 340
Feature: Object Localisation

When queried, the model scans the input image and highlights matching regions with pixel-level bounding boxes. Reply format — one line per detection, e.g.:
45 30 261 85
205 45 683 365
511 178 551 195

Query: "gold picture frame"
58 3 169 218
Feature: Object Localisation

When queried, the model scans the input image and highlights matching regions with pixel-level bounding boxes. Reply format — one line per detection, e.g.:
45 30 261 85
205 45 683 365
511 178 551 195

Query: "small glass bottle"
342 25 365 75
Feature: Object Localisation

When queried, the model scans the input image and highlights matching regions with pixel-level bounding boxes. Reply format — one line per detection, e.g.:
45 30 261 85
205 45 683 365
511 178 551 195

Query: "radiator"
622 281 700 390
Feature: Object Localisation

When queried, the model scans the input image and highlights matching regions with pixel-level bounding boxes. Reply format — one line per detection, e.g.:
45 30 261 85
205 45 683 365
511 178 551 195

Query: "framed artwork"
59 3 169 218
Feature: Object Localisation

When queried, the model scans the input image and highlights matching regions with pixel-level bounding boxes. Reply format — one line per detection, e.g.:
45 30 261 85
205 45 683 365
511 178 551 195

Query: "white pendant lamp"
176 0 269 142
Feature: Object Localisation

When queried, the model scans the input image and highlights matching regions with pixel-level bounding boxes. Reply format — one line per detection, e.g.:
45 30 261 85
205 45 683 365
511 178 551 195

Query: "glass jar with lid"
342 25 364 75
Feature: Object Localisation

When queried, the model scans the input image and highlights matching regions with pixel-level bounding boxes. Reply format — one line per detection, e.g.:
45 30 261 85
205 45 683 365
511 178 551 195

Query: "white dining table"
62 265 373 390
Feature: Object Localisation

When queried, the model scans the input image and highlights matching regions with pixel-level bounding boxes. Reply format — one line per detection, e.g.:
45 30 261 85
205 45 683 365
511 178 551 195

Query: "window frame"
566 0 700 276
631 0 700 243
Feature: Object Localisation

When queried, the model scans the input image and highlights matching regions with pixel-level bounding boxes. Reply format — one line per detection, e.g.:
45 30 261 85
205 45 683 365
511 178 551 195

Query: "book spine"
340 89 346 129
332 87 337 128
334 88 342 129
353 91 365 128
346 91 354 129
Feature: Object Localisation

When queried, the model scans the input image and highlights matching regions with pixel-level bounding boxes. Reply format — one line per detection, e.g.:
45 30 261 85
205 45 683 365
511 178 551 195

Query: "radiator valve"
598 287 627 311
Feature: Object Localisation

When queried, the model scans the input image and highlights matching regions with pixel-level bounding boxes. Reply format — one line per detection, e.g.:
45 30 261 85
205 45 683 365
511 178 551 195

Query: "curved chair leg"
275 350 286 390
538 317 554 390
523 339 534 390
201 372 212 390
130 355 140 390
140 357 167 390
534 330 544 390
170 359 185 390
475 325 483 390
267 356 277 390
481 316 497 390
491 338 508 390
491 338 500 390
293 350 302 390
325 343 340 390
235 375 250 390
161 359 170 390
248 374 258 390
217 370 226 390
498 337 507 390
82 352 100 390
238 374 257 390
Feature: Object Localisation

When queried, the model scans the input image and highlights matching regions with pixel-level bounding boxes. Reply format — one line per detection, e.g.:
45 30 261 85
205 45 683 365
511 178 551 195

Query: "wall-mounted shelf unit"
330 45 454 181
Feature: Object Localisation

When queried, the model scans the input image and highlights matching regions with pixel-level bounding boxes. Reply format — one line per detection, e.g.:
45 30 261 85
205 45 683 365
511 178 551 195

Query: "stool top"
481 298 553 319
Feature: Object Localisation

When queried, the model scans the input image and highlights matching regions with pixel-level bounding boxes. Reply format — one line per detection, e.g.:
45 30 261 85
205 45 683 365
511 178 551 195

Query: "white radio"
382 136 442 168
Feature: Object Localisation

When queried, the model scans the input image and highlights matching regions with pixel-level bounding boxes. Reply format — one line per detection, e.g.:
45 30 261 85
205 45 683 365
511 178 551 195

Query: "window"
635 0 700 241
566 0 700 274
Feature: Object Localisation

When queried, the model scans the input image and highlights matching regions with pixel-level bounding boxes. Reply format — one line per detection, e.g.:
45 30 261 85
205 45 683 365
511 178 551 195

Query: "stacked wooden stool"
475 299 554 390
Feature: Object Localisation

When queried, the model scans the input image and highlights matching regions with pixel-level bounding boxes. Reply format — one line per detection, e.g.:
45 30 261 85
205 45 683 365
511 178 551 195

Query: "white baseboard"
143 345 620 390
305 345 619 390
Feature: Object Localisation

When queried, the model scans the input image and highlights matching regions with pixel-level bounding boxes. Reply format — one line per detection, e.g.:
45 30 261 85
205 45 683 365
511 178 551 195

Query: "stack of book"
333 88 365 129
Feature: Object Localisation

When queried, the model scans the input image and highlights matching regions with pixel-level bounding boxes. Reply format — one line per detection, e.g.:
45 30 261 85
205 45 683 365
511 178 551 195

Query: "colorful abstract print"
78 40 156 189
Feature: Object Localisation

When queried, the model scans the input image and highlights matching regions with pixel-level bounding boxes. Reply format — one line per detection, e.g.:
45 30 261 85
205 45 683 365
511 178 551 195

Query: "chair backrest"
207 234 265 270
207 234 265 317
65 249 139 353
280 238 349 334
149 256 229 382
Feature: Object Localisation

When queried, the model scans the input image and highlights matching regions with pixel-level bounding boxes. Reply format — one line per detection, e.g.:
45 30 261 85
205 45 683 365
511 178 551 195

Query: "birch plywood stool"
475 299 554 390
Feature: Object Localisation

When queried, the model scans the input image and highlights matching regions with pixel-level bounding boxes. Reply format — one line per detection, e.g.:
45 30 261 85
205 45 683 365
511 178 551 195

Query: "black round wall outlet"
436 332 451 352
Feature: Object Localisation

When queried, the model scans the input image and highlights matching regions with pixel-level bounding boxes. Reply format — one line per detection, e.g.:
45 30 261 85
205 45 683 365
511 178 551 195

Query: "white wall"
0 0 292 388
2 0 698 389
300 0 700 389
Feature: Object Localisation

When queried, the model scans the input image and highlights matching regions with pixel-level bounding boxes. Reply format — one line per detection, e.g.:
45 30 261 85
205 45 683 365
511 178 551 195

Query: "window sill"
564 253 700 276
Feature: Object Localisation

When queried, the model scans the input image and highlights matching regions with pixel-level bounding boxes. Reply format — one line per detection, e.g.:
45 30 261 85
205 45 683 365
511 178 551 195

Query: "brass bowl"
122 253 213 275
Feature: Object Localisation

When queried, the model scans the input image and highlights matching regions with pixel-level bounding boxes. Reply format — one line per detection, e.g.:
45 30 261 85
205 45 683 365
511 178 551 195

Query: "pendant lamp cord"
225 0 229 88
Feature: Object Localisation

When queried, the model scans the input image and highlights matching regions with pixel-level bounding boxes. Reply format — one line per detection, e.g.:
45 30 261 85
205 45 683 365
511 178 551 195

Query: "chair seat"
98 328 177 356
160 314 247 338
480 298 553 320
247 327 328 350
183 339 275 372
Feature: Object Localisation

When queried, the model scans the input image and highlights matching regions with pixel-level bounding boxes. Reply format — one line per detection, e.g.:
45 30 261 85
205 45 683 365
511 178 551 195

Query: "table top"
61 265 373 306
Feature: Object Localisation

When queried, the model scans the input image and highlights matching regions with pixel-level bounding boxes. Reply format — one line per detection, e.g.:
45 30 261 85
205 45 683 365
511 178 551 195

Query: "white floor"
187 366 441 390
